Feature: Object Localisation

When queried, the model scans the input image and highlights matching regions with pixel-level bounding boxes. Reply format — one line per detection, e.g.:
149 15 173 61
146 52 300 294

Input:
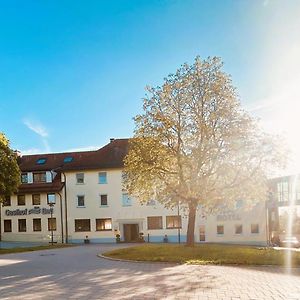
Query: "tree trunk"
186 203 197 246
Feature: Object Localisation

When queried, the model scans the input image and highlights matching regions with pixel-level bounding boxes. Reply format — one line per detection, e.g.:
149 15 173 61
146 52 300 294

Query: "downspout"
57 191 64 243
61 171 69 243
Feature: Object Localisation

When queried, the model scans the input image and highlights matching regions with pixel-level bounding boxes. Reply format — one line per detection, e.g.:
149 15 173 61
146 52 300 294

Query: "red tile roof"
19 139 129 172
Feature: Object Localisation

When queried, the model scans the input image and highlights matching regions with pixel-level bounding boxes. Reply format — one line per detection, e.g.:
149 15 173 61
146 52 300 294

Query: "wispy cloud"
62 145 100 153
23 118 51 153
23 119 48 138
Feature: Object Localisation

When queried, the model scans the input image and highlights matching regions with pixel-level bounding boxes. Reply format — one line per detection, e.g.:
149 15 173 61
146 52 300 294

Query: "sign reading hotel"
216 210 241 221
5 207 53 216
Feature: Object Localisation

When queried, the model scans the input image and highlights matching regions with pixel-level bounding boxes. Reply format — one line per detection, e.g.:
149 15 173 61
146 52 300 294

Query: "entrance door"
124 224 139 242
199 225 205 242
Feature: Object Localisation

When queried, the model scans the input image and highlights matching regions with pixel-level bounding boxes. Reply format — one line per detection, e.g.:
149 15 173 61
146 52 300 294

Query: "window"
33 172 46 183
76 173 84 184
98 172 107 184
63 156 73 163
147 216 163 230
3 195 11 206
48 218 57 231
251 224 259 234
33 218 42 231
47 193 56 204
277 181 289 202
32 194 41 205
17 195 25 206
21 173 28 183
77 195 85 207
36 158 47 165
235 224 243 234
166 216 182 229
100 194 108 206
96 218 112 231
18 219 26 232
75 219 90 232
4 220 12 232
217 225 224 235
122 193 132 206
235 199 243 209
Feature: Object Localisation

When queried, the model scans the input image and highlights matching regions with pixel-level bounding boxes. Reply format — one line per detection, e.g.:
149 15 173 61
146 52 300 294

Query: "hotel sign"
216 211 241 221
5 207 53 216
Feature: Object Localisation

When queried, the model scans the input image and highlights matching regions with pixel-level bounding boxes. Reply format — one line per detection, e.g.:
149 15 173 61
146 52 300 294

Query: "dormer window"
21 173 28 184
63 156 73 163
36 158 47 165
33 172 46 183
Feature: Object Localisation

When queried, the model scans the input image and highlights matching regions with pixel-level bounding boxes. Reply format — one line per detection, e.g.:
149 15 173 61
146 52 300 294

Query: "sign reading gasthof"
5 207 53 216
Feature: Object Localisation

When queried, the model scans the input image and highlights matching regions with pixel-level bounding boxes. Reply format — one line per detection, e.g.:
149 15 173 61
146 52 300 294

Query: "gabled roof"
19 139 129 172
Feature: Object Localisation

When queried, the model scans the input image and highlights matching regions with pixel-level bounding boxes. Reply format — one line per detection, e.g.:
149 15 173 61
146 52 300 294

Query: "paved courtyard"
1 244 300 299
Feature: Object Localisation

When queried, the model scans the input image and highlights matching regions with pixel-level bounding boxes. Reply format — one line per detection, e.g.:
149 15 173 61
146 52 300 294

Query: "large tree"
0 133 21 203
124 56 285 246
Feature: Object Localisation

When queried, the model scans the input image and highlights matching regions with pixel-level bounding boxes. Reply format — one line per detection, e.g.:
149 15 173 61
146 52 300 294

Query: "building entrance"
123 224 139 242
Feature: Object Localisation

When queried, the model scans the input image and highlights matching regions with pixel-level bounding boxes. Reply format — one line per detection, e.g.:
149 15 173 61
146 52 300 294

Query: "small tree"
124 56 285 246
0 133 21 203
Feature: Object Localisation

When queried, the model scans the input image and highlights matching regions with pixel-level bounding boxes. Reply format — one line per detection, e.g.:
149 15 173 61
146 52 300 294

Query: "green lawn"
0 244 73 255
103 243 300 266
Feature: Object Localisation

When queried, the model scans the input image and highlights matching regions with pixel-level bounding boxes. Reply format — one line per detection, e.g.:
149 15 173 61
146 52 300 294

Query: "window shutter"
27 172 33 184
46 171 52 183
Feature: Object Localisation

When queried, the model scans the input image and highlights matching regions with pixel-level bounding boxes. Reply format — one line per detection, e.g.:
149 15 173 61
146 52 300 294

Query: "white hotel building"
0 138 269 245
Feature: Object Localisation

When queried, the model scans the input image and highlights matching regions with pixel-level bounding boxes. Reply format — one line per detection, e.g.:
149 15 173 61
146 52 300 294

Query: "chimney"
110 138 115 143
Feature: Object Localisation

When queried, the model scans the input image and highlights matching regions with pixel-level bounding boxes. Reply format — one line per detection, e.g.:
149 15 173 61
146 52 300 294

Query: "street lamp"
47 193 56 245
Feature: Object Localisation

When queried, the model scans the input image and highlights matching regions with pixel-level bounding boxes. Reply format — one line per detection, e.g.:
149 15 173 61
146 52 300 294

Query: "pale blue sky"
0 0 299 171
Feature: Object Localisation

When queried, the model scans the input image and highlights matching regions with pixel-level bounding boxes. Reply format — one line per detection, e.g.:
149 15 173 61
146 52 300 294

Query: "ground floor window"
166 215 181 229
217 225 224 235
96 218 112 231
48 218 57 231
33 218 42 231
4 220 12 232
235 224 243 234
147 216 163 229
18 219 26 232
251 224 259 234
75 219 90 232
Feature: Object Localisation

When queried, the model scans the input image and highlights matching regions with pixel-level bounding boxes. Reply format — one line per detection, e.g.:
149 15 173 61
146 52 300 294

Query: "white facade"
1 167 268 246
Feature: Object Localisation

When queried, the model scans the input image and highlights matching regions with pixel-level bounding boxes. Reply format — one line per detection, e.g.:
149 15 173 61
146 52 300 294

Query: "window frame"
251 224 259 234
77 195 85 208
76 173 84 184
4 219 12 232
147 216 163 230
21 173 28 184
217 225 224 235
235 224 243 235
33 172 47 183
3 195 11 206
33 218 42 232
100 194 108 206
75 219 91 232
48 218 57 231
96 218 112 231
17 194 26 206
98 172 107 184
166 215 182 229
122 193 132 206
32 194 41 206
18 219 26 232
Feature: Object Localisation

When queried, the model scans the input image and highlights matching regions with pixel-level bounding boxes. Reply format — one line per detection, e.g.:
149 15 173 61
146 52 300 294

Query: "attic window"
63 156 73 163
36 158 47 165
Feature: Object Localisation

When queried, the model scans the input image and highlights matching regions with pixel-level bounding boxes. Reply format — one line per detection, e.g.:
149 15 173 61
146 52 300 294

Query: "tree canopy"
124 56 285 246
0 133 21 202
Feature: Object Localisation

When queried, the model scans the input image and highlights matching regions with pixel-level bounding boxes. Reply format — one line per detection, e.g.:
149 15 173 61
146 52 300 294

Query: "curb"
97 253 180 265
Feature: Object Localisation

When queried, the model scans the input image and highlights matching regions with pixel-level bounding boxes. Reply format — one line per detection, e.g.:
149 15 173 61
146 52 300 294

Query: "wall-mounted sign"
5 207 53 216
216 211 241 221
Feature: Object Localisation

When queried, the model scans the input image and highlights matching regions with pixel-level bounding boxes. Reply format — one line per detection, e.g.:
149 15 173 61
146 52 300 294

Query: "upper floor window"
63 156 73 163
147 216 163 230
32 194 41 205
166 216 181 229
122 193 132 206
77 195 85 207
235 199 243 209
36 158 47 165
21 173 28 184
100 194 108 206
3 195 11 206
146 199 156 206
98 172 107 184
17 195 25 206
33 172 46 183
76 173 84 184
